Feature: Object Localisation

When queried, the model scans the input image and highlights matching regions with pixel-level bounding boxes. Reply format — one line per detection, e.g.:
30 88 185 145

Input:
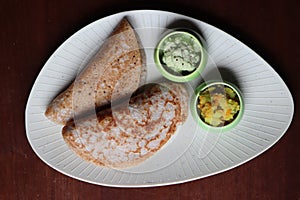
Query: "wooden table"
1 0 299 199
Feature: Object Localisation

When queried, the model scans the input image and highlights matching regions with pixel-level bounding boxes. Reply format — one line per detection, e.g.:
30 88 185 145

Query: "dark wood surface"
1 0 299 199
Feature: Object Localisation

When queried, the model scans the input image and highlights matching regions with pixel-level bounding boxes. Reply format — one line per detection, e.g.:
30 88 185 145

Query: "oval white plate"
25 10 294 187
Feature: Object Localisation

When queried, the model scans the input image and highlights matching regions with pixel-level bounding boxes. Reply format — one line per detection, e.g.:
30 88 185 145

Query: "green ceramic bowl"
154 30 207 82
191 81 244 132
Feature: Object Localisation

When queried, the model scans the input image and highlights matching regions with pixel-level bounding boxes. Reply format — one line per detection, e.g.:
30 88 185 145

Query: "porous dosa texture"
45 18 146 124
62 83 188 169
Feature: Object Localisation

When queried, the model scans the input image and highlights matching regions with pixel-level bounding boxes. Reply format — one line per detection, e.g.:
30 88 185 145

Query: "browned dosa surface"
45 18 146 125
62 83 188 169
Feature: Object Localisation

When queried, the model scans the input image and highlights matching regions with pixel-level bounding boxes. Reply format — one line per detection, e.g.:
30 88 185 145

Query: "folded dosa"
45 18 146 124
62 83 188 169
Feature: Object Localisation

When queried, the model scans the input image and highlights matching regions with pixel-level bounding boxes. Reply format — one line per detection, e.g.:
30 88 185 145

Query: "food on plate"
197 84 240 127
154 30 207 82
62 83 188 169
45 18 146 124
161 32 201 74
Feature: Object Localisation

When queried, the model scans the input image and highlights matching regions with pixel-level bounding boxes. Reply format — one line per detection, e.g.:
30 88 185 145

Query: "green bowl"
154 30 207 82
191 81 244 132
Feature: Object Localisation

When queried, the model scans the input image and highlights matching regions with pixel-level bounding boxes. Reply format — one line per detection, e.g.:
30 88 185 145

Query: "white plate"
25 10 294 187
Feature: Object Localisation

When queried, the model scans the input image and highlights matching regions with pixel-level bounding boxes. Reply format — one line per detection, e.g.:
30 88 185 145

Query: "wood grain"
0 0 299 199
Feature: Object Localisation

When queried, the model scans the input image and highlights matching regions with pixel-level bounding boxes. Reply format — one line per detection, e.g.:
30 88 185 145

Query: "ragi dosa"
62 83 188 169
45 18 146 124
